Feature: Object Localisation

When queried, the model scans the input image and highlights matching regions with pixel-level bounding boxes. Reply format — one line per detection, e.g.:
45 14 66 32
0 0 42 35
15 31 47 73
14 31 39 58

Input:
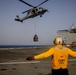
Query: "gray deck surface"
0 47 76 75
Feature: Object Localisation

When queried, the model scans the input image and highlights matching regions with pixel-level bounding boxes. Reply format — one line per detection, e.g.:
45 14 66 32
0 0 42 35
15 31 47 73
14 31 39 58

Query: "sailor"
26 36 76 75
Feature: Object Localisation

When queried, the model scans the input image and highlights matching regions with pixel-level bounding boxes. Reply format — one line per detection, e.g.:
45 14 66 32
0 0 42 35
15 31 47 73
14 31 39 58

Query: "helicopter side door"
31 9 36 15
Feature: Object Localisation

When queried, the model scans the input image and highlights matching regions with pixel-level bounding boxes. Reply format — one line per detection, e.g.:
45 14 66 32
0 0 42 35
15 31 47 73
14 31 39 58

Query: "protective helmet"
53 36 64 45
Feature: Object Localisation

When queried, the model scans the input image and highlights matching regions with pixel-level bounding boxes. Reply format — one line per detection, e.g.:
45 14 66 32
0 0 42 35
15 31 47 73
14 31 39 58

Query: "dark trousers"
51 68 69 75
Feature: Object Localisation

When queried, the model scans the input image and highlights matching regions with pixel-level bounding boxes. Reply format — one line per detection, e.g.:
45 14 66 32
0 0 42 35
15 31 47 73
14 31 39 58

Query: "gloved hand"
26 56 34 60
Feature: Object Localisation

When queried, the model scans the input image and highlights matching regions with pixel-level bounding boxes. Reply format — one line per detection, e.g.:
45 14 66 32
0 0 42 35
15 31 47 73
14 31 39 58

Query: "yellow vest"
34 45 76 69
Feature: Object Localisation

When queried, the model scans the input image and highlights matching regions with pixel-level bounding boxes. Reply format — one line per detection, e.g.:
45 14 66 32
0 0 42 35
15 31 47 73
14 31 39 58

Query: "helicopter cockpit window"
39 7 42 11
35 8 38 12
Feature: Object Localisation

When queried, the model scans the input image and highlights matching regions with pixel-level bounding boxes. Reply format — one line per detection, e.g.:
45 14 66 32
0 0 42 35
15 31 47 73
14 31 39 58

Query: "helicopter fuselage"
26 7 47 18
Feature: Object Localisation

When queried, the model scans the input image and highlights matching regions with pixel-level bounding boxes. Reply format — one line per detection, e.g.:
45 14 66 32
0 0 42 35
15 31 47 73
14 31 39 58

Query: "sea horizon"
0 45 52 48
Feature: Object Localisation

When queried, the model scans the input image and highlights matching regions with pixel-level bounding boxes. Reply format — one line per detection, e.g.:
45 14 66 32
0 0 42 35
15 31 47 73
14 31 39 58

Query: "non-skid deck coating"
0 47 76 75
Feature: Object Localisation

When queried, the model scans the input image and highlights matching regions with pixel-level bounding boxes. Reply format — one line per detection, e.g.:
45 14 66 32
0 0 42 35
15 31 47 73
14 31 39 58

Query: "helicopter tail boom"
15 15 23 23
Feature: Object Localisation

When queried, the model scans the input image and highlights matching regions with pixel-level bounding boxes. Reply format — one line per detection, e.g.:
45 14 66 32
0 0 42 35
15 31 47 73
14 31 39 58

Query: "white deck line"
68 58 76 62
0 59 76 65
0 61 40 65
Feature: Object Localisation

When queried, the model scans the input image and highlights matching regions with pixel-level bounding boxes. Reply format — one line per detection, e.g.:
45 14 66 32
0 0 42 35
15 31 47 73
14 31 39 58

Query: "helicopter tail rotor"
16 15 19 18
15 15 23 23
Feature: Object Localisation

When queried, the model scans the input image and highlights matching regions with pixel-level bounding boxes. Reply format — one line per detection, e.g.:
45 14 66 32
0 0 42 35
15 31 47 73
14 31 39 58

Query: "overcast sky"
0 0 76 45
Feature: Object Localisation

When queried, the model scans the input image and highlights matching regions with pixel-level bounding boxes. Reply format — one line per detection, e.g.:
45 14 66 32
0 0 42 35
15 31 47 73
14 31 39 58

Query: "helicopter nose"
45 9 49 12
46 9 49 12
44 9 48 12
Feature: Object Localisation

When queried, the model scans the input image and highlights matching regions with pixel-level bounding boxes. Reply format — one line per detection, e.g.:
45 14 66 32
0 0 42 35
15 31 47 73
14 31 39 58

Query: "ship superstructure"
57 25 76 44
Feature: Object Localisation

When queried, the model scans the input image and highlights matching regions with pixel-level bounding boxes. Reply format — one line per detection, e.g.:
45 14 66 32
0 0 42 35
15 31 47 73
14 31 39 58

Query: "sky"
0 0 76 45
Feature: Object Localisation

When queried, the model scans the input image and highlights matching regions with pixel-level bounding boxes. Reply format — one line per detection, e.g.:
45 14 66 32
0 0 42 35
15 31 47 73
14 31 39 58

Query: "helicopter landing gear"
40 15 42 17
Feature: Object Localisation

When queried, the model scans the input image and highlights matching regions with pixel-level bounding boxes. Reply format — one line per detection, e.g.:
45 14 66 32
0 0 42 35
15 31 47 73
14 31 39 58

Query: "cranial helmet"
53 36 64 45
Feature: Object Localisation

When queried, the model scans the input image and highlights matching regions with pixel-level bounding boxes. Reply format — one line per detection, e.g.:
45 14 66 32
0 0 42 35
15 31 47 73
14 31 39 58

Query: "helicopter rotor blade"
19 0 34 7
22 9 30 14
37 0 49 7
22 11 28 14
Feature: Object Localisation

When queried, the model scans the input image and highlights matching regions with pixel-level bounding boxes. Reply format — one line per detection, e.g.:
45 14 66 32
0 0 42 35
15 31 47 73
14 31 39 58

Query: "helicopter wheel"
40 15 42 17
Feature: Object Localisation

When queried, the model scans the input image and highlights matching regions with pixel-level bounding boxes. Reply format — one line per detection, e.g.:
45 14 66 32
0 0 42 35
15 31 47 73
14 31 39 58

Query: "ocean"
0 45 51 48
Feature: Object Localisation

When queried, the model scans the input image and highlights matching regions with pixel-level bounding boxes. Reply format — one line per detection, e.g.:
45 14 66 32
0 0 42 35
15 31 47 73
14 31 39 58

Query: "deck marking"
0 61 40 65
68 59 76 62
0 59 76 65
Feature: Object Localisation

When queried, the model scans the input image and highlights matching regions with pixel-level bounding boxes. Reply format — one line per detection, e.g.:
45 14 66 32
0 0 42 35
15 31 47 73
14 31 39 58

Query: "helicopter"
15 0 49 23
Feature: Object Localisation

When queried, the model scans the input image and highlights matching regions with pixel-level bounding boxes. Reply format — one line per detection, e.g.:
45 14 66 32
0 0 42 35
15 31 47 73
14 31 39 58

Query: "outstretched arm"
26 48 54 60
68 49 76 57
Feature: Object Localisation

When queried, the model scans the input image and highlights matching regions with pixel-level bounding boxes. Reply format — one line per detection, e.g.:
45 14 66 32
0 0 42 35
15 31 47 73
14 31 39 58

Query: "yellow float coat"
34 45 76 69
